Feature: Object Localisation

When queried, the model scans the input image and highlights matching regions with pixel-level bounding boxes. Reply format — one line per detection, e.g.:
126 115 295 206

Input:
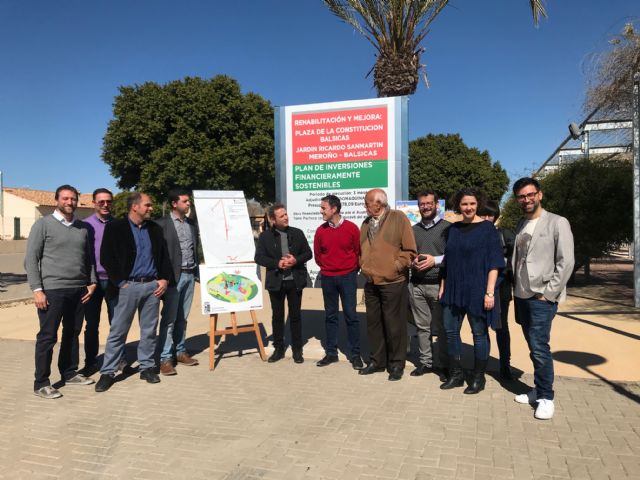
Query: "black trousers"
268 280 303 351
364 280 408 370
34 287 85 389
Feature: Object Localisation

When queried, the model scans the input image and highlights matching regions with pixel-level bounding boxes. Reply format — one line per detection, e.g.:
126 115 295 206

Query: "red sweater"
314 219 360 276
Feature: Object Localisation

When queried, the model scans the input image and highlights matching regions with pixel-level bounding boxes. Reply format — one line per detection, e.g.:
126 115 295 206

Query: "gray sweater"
25 215 96 291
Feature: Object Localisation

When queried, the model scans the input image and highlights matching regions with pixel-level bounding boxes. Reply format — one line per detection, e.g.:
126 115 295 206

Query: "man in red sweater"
314 194 363 369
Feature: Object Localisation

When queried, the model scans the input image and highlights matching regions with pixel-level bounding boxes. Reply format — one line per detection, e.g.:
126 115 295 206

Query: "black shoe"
358 363 386 375
500 364 513 381
82 363 99 377
350 356 364 370
140 369 160 384
388 367 404 381
95 374 115 393
463 359 487 394
440 357 464 390
316 354 339 367
436 367 449 383
410 364 432 377
268 348 285 363
292 350 304 364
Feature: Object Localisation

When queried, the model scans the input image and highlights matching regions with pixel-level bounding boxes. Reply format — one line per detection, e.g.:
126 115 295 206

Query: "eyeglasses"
96 200 113 206
516 191 539 202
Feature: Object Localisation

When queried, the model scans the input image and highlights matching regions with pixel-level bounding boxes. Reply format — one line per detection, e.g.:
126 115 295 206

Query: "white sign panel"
193 190 255 265
200 264 263 314
276 97 407 285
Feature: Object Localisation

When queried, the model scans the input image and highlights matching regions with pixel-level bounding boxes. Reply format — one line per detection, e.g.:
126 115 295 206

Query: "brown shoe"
160 360 177 376
176 352 199 366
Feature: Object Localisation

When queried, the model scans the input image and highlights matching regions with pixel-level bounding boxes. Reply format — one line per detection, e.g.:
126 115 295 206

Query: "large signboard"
275 97 408 285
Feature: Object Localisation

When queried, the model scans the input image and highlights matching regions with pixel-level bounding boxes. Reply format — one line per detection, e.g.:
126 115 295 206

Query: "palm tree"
323 0 547 97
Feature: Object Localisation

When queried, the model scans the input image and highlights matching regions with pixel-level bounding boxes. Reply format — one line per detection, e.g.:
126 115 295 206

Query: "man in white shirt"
512 177 574 420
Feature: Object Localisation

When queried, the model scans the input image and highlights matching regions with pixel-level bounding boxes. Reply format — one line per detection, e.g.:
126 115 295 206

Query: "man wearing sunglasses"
82 188 116 375
511 177 574 420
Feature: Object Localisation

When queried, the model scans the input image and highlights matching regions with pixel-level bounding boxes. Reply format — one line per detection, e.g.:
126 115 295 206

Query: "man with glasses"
82 188 116 375
408 190 450 381
511 177 574 420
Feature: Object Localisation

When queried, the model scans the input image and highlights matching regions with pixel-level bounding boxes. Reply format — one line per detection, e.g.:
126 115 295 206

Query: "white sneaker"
514 388 537 404
65 373 95 385
34 385 63 399
534 399 555 420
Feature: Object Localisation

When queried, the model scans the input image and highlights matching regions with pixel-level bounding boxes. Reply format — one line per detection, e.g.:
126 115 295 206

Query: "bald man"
358 189 416 381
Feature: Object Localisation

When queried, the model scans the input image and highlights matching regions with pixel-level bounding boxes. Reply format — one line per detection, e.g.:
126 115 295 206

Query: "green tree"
323 0 547 97
408 133 509 206
500 158 633 271
102 75 275 203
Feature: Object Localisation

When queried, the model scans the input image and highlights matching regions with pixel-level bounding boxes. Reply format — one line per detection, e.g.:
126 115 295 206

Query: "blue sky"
0 0 637 196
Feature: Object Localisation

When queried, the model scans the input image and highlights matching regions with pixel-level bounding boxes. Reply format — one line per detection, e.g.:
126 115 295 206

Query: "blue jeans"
83 279 115 367
514 296 557 400
158 272 195 361
101 281 160 375
320 270 359 358
442 304 489 360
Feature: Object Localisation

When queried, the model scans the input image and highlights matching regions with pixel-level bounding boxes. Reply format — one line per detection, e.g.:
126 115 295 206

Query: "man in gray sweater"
25 184 97 399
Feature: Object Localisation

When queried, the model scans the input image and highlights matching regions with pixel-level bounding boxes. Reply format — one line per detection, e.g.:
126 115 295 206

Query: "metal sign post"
633 72 640 307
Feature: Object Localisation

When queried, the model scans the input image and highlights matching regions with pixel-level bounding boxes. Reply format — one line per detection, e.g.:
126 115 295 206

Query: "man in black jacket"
95 192 172 392
155 189 200 375
254 204 312 364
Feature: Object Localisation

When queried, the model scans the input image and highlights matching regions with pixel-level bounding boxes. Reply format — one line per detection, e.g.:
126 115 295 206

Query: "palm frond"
529 0 547 27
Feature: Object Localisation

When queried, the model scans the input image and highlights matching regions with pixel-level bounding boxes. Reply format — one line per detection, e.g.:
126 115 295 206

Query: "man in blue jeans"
512 177 574 420
314 195 363 369
155 189 200 375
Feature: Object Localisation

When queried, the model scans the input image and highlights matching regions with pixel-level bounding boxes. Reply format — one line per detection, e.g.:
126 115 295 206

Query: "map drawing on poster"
200 264 263 314
193 190 255 265
275 97 408 286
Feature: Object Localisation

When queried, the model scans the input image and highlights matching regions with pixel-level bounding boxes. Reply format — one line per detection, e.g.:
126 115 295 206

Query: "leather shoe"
316 354 339 367
292 350 304 364
388 367 404 381
160 360 177 376
358 363 385 375
268 348 285 363
177 352 199 366
95 374 115 393
409 364 432 377
140 369 160 384
350 356 364 370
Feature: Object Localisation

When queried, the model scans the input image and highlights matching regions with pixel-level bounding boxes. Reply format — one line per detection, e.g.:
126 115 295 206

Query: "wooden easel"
209 310 267 370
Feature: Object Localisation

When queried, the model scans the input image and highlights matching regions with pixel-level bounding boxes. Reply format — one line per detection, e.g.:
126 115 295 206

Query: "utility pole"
633 72 640 307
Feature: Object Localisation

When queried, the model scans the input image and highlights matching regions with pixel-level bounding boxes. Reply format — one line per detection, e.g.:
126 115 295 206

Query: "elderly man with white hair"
358 188 416 381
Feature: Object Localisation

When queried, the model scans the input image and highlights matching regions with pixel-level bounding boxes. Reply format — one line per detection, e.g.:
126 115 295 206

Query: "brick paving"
0 338 639 479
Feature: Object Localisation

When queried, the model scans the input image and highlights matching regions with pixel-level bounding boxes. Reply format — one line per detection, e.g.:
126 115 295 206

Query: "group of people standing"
25 186 200 398
25 176 573 420
255 177 573 420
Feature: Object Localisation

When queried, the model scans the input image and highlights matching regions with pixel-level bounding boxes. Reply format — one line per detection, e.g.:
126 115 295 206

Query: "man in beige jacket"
358 188 416 381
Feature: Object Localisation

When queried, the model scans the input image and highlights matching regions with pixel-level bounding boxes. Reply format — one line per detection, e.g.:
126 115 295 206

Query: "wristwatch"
485 292 494 297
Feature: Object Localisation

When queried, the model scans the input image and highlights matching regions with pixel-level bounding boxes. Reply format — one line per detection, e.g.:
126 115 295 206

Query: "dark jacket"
254 226 312 291
154 214 199 284
101 217 172 296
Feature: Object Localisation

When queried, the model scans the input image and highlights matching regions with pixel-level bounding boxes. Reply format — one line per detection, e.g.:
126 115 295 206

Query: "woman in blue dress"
438 187 505 394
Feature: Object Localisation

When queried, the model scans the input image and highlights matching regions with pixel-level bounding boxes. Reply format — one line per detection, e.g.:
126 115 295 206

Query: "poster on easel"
199 264 263 314
193 190 255 265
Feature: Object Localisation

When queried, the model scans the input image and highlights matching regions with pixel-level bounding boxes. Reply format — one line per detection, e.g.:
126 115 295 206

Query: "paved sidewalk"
0 337 639 480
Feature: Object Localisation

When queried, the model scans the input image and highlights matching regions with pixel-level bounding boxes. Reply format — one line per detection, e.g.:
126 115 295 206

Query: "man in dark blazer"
95 192 172 392
255 203 312 364
155 189 200 375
